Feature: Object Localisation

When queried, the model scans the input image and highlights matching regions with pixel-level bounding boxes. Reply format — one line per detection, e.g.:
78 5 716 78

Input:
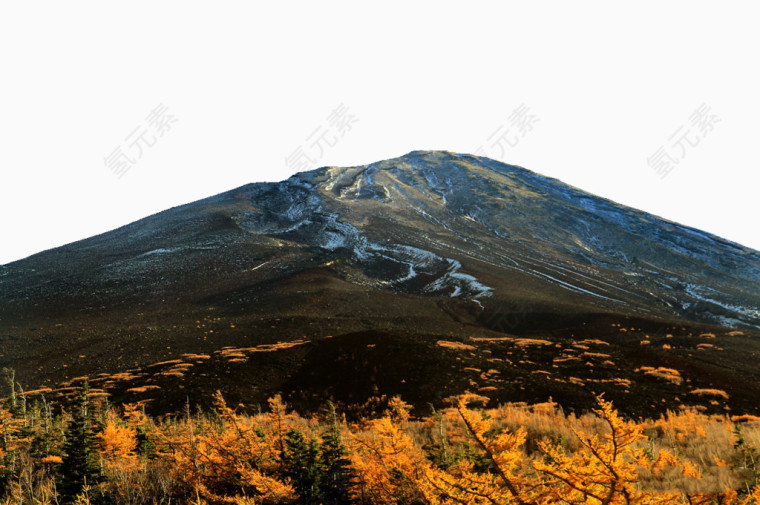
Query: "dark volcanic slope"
2 150 760 417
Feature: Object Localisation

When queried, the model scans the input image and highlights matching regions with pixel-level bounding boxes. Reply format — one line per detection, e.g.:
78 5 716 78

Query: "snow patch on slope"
311 214 492 300
424 260 492 298
140 248 177 257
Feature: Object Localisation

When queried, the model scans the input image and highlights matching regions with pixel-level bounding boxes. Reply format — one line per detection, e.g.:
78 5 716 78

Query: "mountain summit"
2 150 760 416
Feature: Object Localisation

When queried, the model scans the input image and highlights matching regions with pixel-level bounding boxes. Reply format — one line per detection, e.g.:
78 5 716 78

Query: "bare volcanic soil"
5 280 760 420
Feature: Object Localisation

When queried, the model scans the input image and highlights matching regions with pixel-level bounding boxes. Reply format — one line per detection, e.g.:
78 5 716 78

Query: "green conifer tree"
320 419 353 504
314 402 352 504
282 428 325 505
58 382 102 504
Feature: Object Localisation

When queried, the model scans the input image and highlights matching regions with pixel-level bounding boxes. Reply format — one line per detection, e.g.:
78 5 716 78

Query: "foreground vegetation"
2 377 760 504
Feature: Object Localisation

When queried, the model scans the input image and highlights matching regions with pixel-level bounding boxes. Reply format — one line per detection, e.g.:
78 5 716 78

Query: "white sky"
1 2 758 265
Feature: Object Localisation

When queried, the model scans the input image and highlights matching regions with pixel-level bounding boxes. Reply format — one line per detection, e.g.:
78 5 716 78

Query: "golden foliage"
3 388 760 504
97 414 138 459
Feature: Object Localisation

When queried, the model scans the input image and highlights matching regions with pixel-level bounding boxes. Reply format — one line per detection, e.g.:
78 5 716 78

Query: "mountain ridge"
8 149 753 265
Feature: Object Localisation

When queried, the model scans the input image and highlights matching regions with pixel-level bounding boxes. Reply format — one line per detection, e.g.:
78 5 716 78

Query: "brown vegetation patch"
690 388 729 400
731 414 760 424
108 372 142 382
470 336 513 343
635 366 683 385
601 378 632 388
568 377 585 386
23 387 54 396
181 353 211 360
514 338 552 347
148 359 183 368
553 356 580 364
436 340 476 351
159 370 186 378
126 385 161 394
578 339 610 346
582 352 611 359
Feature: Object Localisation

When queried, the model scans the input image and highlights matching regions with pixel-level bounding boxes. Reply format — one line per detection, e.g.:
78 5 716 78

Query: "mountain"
2 150 760 417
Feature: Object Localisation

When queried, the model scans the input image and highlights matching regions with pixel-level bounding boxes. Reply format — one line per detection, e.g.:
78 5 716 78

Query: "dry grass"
578 338 609 346
23 387 53 396
582 351 611 359
636 366 683 385
600 378 632 388
181 353 211 360
553 355 581 364
126 385 161 394
470 336 513 342
107 372 142 382
159 370 186 378
514 338 552 346
731 414 760 424
223 352 247 359
218 340 309 358
437 340 476 351
691 389 730 400
148 359 183 368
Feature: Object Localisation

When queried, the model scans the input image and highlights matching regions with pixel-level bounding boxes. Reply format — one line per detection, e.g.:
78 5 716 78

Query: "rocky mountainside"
2 150 759 416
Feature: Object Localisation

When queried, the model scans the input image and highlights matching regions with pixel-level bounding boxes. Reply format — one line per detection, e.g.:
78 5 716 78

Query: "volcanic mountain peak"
4 150 760 326
3 150 760 416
